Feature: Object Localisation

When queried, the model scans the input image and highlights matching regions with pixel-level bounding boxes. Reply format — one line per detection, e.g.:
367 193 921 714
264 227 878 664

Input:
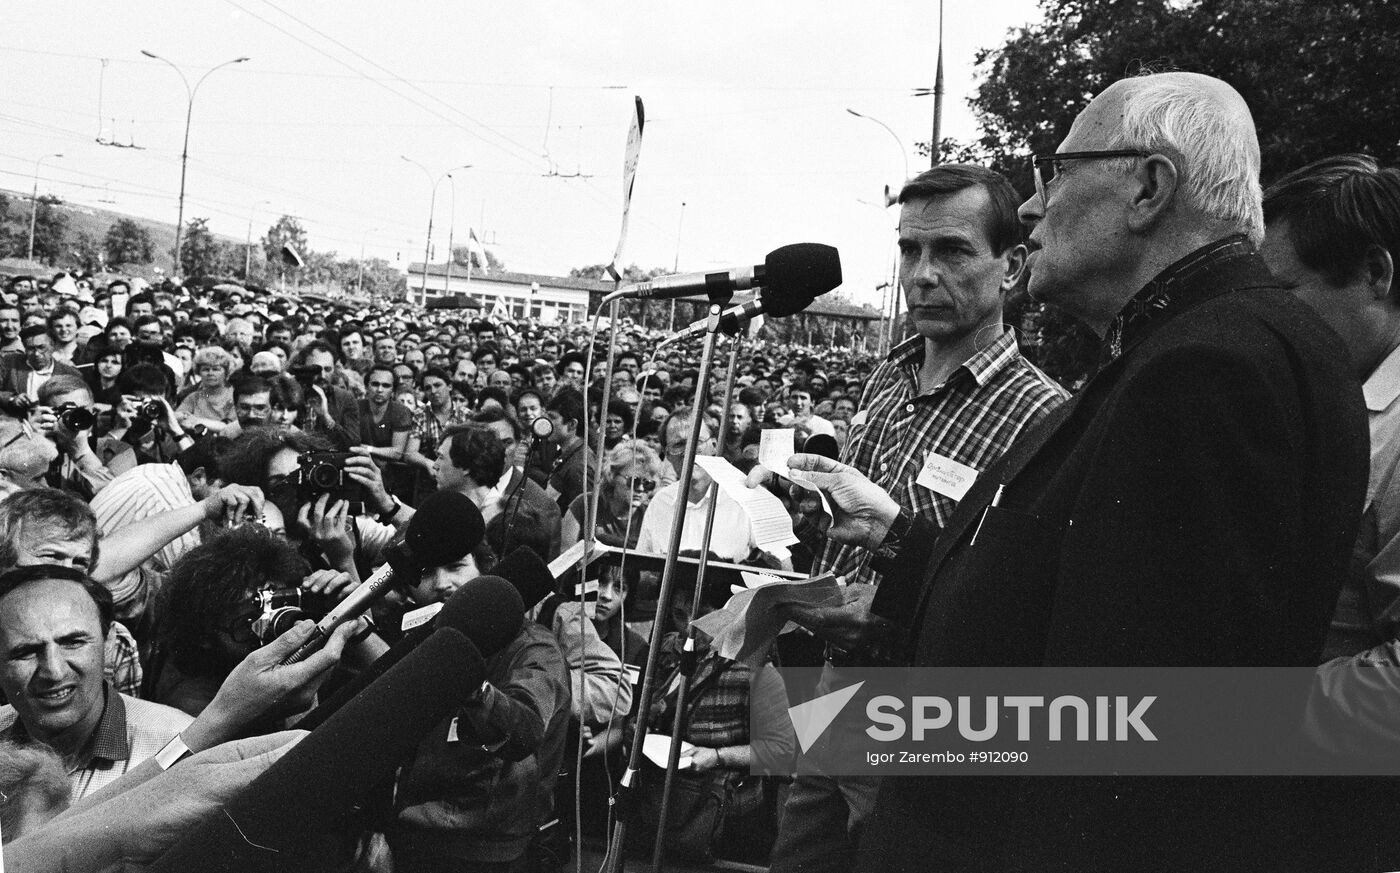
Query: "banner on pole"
606 96 645 283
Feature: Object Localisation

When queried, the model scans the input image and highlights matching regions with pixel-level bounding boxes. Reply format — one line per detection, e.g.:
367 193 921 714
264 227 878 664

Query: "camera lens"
138 400 164 420
254 606 307 645
60 407 96 431
308 462 341 490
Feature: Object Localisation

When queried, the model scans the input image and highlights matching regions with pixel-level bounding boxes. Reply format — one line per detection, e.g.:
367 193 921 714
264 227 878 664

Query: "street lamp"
245 198 272 279
846 108 910 184
27 153 63 262
142 50 249 276
443 169 472 292
358 226 379 294
402 157 471 305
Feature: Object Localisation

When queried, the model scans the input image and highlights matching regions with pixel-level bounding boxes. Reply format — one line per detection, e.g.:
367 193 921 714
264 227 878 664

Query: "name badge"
402 602 443 632
915 451 978 501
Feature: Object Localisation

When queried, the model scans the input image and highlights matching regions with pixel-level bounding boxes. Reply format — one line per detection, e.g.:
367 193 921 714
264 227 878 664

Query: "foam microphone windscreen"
405 490 485 568
803 433 841 461
763 243 842 316
492 545 555 611
295 573 524 731
149 628 483 872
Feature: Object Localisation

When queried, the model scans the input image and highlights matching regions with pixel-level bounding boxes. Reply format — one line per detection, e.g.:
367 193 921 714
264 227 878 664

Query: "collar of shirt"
1 682 129 770
1101 234 1258 364
888 327 1023 397
1364 344 1400 415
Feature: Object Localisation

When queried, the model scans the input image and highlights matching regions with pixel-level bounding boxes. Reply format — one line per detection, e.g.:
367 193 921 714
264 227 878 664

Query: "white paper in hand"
643 733 695 770
755 428 834 521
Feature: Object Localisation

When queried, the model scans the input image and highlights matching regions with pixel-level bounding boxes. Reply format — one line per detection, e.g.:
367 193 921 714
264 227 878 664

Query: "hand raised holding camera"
202 483 265 526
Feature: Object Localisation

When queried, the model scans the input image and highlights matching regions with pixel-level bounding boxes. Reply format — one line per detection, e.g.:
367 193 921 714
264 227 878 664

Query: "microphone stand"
582 293 624 873
603 302 726 873
651 329 745 872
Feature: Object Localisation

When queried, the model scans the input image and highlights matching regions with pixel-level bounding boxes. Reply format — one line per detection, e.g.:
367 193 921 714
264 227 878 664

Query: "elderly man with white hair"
777 72 1370 871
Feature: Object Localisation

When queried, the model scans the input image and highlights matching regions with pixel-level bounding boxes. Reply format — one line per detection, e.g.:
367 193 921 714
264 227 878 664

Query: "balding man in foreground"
784 73 1369 871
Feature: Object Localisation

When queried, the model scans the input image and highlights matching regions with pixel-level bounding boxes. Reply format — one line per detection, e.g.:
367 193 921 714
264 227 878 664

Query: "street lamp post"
402 158 471 307
358 226 379 295
142 50 249 277
847 109 910 351
245 199 272 279
27 153 63 262
443 170 470 294
845 108 910 184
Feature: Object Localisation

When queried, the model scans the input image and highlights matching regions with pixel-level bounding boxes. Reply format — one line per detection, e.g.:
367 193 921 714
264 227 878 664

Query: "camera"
289 364 322 388
250 588 307 646
135 398 165 422
58 406 96 431
290 451 362 504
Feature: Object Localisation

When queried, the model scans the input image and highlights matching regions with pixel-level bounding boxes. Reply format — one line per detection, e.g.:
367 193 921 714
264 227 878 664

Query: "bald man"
785 73 1368 871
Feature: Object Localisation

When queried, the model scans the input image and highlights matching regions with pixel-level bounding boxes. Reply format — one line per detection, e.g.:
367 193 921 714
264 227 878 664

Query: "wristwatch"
376 496 401 524
875 506 915 559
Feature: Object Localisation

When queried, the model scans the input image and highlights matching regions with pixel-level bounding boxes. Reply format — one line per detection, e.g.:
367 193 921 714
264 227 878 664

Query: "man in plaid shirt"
769 165 1068 873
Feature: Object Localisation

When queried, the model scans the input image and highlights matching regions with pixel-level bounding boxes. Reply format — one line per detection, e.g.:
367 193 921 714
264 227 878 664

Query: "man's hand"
302 568 356 601
298 494 353 564
194 619 361 740
153 396 184 434
746 454 899 550
202 483 265 526
31 404 58 437
346 449 392 513
309 385 334 426
782 582 891 655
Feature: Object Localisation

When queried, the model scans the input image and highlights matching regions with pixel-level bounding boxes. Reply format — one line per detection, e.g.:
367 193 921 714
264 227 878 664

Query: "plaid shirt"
815 328 1069 587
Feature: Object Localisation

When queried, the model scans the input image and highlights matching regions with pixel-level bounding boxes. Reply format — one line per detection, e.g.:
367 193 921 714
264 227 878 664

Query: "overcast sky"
2 0 1044 307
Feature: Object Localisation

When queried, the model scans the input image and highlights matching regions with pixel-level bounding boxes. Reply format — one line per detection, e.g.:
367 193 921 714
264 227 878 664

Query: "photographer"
0 325 83 418
149 521 368 718
221 429 409 584
32 376 136 497
107 363 196 465
289 340 359 450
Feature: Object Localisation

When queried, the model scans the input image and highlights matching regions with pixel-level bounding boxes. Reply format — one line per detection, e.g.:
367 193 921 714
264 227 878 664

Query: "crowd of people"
4 69 1400 873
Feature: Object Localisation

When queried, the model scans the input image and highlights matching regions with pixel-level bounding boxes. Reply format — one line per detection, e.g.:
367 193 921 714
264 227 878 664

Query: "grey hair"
1109 74 1264 245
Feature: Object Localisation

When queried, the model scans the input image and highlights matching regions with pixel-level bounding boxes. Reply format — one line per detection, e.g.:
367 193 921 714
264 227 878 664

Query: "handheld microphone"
280 490 486 665
614 242 841 301
295 571 527 731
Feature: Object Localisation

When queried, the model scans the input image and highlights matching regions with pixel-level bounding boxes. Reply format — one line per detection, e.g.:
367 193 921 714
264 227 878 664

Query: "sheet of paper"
692 455 800 550
692 573 844 664
758 428 796 473
642 733 695 770
754 428 834 520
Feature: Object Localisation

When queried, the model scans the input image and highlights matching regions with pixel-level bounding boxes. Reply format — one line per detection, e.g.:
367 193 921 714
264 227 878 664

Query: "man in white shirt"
638 409 757 563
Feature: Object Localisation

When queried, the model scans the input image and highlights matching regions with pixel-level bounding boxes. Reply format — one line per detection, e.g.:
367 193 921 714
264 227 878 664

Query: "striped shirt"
815 329 1068 587
90 462 198 622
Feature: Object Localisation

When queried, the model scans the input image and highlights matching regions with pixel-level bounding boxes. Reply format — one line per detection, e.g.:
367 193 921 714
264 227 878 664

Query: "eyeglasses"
1031 149 1152 211
625 478 657 494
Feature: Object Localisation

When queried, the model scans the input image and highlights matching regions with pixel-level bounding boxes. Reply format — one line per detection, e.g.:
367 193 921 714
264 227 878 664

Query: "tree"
339 257 405 298
72 232 104 274
947 0 1400 385
104 218 154 266
28 195 68 265
180 217 230 279
262 215 309 273
962 0 1400 186
451 245 506 273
